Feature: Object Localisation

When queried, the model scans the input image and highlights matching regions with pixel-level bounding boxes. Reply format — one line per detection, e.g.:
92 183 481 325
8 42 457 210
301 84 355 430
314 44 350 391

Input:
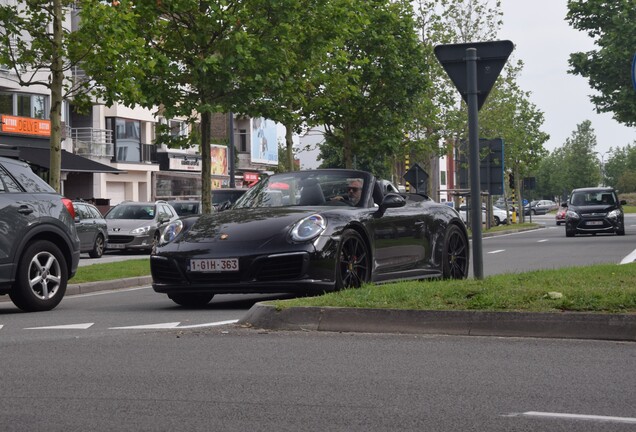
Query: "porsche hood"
180 207 326 244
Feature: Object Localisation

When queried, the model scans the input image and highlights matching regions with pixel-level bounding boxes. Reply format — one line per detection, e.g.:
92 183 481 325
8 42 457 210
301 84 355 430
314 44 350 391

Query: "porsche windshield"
233 171 368 209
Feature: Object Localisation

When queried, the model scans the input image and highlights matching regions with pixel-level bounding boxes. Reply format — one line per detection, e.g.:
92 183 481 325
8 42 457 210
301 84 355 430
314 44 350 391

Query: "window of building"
440 170 447 186
0 93 12 115
238 129 248 152
170 119 188 137
107 117 141 162
0 92 49 119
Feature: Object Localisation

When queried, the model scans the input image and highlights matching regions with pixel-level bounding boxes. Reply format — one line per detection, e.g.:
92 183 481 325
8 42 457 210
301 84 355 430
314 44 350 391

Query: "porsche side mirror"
379 193 406 211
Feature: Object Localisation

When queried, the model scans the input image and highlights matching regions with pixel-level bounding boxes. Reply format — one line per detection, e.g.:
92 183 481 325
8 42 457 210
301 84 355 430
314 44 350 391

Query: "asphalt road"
1 215 633 431
0 317 634 431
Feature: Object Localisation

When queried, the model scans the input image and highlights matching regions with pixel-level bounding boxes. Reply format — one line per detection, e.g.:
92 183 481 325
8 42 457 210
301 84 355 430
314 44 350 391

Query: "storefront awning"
18 147 124 174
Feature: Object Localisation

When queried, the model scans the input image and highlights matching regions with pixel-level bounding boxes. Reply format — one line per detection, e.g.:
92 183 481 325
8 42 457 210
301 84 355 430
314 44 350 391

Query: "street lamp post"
599 151 609 187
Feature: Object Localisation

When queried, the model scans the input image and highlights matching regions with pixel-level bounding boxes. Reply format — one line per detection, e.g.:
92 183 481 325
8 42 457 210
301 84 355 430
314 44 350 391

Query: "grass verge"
72 258 150 283
271 263 636 314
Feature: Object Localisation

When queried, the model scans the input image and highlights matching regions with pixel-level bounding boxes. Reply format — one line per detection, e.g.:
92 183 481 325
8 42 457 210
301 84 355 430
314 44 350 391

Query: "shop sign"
169 156 201 171
1 115 50 136
244 172 259 182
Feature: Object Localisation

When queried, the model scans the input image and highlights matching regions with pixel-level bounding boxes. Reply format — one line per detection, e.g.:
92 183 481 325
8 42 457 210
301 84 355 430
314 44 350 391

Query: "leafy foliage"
567 0 636 126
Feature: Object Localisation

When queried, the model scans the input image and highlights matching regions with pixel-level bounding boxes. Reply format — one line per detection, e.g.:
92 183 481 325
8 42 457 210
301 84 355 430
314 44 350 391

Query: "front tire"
10 240 68 312
168 293 214 308
442 224 469 279
89 234 105 258
566 227 575 237
335 229 370 289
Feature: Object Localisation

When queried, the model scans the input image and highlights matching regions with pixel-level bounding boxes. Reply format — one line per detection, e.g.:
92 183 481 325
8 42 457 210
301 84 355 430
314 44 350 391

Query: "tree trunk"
200 111 212 214
49 0 63 193
285 123 294 171
343 122 352 169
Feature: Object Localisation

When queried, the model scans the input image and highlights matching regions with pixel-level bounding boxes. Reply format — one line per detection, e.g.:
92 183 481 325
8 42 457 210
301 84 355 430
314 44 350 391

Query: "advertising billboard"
211 144 228 175
250 117 278 165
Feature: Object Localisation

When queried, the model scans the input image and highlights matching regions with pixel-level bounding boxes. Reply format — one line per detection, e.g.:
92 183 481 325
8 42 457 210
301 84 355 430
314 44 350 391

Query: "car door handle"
18 205 34 215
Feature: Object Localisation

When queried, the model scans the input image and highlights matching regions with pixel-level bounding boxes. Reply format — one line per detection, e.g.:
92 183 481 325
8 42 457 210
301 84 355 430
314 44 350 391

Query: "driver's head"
347 178 363 205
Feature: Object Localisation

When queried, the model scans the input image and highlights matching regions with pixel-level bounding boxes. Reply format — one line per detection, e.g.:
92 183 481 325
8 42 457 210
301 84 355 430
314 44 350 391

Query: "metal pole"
467 48 483 279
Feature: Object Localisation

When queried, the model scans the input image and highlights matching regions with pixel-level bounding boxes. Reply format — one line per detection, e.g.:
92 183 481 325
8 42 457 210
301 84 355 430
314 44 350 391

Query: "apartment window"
440 171 447 186
238 129 248 152
0 92 49 118
107 117 141 162
0 93 12 115
170 119 188 137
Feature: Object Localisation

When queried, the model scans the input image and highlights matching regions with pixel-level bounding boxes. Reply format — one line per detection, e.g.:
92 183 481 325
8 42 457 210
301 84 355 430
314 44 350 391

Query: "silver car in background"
104 201 179 252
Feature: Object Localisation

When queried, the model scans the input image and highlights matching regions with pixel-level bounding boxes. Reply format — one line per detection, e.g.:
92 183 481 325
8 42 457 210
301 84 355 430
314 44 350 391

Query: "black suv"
564 187 626 237
0 156 80 311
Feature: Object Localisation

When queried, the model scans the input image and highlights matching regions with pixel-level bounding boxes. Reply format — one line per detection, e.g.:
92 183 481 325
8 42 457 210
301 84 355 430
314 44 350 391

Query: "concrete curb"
65 276 153 296
239 303 636 341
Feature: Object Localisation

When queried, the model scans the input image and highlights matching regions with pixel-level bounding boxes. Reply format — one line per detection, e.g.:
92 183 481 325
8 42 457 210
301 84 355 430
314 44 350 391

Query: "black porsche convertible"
150 169 469 307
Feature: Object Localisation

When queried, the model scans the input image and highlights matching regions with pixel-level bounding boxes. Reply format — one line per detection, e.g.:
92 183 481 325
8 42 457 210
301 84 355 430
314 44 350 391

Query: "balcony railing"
72 128 113 157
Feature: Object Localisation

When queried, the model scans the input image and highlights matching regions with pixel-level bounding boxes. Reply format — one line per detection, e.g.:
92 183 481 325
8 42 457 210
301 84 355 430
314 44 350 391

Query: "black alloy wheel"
168 293 215 308
442 224 469 279
336 229 370 289
10 240 68 312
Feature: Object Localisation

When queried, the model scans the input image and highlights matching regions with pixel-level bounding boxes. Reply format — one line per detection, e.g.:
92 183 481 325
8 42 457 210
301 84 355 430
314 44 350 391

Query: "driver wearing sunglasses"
331 178 363 206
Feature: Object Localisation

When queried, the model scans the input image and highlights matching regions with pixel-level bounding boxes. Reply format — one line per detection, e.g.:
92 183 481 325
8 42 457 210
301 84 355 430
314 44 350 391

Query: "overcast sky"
498 0 634 156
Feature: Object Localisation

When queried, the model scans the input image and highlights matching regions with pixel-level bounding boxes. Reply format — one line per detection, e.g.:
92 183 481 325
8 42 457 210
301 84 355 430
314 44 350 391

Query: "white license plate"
190 258 239 272
108 243 125 249
587 221 603 226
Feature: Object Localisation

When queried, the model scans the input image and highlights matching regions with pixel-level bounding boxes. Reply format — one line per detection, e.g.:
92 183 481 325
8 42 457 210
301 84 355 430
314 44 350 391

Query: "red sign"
1 115 51 136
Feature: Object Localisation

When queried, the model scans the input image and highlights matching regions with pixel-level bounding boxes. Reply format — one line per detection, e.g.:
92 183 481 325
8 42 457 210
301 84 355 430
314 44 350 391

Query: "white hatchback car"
458 204 508 226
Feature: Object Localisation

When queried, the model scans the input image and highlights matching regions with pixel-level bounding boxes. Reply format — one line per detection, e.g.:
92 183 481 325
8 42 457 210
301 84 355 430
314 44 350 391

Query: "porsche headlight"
566 210 580 219
131 225 151 235
291 214 326 242
160 220 184 245
608 209 621 219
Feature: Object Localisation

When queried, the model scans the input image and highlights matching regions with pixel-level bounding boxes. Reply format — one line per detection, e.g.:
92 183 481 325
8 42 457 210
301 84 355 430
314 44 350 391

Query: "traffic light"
508 173 515 189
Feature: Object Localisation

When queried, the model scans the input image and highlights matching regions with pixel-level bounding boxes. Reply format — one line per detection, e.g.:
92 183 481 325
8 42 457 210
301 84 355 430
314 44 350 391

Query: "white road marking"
109 322 181 330
518 411 636 424
0 325 3 330
620 248 636 264
109 319 239 330
537 239 548 243
25 323 94 330
488 250 505 254
177 319 239 329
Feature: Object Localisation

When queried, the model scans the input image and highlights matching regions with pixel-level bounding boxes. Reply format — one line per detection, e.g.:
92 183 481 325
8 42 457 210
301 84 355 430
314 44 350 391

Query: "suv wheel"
10 240 68 312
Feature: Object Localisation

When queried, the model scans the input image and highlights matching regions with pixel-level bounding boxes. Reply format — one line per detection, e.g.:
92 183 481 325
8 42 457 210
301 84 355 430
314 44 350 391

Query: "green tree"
567 0 636 126
312 0 430 171
0 1 108 191
78 0 317 213
603 144 636 188
479 62 549 216
242 0 358 172
616 171 636 193
561 120 601 190
413 0 503 197
535 148 567 201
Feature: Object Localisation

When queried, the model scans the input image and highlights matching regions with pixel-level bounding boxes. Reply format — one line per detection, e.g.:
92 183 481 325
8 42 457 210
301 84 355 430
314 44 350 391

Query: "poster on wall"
250 117 278 165
210 144 228 175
